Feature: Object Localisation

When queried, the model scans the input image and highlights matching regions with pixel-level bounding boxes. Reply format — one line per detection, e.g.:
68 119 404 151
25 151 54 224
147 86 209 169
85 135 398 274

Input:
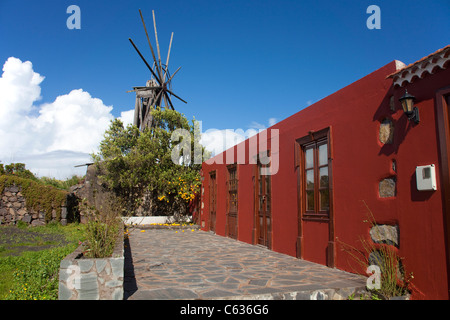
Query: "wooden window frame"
295 128 333 222
303 139 329 217
226 164 238 213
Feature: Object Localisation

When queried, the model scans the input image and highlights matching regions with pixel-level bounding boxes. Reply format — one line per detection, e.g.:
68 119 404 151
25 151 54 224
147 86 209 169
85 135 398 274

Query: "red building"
200 45 450 300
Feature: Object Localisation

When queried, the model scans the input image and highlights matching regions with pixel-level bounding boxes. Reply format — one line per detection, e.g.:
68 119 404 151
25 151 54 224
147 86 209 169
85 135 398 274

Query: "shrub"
3 163 37 181
84 219 121 258
39 175 84 191
80 197 122 258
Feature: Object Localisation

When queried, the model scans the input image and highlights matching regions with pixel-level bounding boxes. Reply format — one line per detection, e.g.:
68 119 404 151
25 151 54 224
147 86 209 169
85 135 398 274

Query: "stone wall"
70 164 117 223
0 184 77 226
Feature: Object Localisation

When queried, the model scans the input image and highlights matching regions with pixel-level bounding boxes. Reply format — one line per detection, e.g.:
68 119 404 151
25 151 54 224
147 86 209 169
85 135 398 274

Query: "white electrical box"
416 164 437 191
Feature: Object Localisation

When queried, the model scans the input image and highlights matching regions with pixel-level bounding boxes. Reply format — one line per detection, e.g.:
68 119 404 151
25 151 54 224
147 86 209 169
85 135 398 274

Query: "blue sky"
1 0 449 178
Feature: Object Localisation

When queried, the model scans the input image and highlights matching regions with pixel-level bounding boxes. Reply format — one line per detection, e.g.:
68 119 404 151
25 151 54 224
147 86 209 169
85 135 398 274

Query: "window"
227 165 238 213
304 140 329 215
296 129 331 218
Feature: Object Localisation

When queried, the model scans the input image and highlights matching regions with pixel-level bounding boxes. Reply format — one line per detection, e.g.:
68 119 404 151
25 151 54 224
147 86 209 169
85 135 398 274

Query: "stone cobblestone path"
124 228 367 300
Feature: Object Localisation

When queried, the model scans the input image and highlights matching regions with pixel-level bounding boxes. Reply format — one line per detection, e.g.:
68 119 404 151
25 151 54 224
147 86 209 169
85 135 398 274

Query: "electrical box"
416 164 437 191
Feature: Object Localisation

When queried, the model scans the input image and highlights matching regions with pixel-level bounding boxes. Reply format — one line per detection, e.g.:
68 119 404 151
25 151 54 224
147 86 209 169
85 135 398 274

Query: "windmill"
128 9 187 131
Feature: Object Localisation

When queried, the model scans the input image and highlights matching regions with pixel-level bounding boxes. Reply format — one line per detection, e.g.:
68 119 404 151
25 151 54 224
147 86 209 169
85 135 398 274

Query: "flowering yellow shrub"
157 175 200 203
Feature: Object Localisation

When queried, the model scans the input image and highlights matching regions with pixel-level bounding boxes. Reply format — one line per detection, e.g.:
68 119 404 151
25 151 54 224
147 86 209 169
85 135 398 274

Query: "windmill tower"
128 10 187 131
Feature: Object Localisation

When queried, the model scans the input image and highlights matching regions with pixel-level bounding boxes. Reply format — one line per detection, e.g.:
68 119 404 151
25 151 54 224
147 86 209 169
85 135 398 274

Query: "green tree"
2 163 37 181
92 107 209 216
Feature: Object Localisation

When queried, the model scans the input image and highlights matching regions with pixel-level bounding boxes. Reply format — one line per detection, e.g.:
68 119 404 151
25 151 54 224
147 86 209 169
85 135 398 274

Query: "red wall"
200 61 450 299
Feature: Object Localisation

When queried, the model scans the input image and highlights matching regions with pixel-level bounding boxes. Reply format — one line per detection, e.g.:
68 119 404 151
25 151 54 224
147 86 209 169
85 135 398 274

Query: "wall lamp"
399 90 419 124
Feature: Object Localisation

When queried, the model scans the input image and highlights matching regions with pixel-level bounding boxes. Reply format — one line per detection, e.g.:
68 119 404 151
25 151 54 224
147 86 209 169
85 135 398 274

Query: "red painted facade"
200 47 450 299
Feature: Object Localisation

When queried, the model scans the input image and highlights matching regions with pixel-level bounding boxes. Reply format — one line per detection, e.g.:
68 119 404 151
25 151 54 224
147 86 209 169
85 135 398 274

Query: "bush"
80 197 122 258
3 163 37 181
39 175 84 191
84 219 121 258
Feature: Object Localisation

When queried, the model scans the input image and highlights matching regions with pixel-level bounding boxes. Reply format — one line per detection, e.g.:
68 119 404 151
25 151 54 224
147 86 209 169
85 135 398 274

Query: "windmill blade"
166 89 187 104
166 66 181 84
152 10 163 73
163 32 174 82
163 91 175 110
129 38 162 85
139 9 163 81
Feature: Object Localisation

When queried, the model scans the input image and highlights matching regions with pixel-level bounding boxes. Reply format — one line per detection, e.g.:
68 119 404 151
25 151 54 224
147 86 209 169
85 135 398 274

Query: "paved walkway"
124 227 367 300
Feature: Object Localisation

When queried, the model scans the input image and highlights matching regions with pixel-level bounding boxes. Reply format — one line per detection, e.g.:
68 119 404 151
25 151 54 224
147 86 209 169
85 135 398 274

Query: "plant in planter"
78 196 122 258
59 196 125 300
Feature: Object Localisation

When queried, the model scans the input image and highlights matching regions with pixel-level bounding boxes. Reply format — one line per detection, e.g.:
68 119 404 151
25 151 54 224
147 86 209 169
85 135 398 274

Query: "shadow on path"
123 236 137 300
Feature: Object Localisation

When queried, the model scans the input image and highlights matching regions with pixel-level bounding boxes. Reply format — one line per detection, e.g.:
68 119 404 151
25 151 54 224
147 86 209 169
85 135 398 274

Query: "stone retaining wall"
0 185 75 226
58 226 124 300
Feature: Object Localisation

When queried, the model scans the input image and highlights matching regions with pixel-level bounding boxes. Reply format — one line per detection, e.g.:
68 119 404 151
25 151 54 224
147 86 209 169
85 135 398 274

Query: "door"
226 165 238 239
209 171 217 232
295 127 334 267
255 163 272 248
436 89 450 298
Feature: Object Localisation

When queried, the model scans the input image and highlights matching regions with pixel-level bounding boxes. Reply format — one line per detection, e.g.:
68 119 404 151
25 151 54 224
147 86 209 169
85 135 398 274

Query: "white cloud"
248 121 266 130
30 89 114 154
11 150 92 179
268 117 277 126
0 57 118 179
200 118 276 158
118 109 135 127
0 57 44 117
200 129 247 157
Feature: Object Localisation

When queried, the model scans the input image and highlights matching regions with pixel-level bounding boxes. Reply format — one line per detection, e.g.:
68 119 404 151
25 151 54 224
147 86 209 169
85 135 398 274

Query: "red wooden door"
435 89 450 299
209 171 217 232
256 163 272 248
226 165 238 239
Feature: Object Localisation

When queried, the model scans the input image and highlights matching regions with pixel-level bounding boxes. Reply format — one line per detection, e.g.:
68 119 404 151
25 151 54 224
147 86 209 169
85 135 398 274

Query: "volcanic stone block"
379 178 396 198
22 214 32 223
379 119 394 144
370 224 399 247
